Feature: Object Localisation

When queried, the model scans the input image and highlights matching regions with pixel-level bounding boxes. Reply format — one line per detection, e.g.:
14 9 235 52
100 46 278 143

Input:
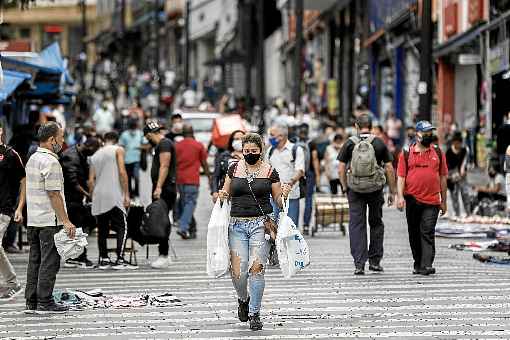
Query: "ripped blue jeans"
229 216 271 315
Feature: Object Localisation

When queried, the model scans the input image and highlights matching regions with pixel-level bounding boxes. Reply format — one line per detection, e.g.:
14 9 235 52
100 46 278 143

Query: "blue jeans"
303 172 316 227
272 199 300 227
177 184 199 233
229 216 270 315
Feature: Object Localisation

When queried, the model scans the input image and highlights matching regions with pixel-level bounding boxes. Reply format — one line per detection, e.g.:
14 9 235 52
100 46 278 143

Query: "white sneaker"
151 256 171 269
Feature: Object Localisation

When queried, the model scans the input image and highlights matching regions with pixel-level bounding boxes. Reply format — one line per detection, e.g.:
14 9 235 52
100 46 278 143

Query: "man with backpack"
338 114 396 275
397 121 448 276
267 124 305 226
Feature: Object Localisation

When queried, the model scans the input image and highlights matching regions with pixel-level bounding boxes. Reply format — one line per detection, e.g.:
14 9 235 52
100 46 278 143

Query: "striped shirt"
26 147 66 227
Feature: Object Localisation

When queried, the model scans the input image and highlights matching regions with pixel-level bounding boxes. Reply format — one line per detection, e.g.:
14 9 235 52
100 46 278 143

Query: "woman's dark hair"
227 130 246 152
241 133 263 152
37 122 61 142
333 134 344 142
451 131 463 143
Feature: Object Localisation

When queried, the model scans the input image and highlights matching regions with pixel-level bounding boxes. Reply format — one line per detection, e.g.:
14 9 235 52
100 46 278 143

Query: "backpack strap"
349 136 360 144
433 145 443 172
365 135 376 144
268 146 275 160
291 143 298 163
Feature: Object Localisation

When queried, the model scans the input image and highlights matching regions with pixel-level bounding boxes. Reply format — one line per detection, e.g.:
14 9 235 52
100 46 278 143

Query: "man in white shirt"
267 124 305 226
92 103 115 136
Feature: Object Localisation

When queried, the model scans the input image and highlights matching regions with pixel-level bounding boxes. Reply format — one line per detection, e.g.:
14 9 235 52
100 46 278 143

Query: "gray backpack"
347 135 386 193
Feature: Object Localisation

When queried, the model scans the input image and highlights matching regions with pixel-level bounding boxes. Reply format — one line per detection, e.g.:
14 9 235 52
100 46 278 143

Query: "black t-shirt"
337 134 393 165
151 138 177 193
0 146 26 215
446 147 467 172
228 162 280 218
308 140 317 173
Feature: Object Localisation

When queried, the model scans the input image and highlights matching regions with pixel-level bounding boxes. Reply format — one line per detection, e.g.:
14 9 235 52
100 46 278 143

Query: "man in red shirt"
397 121 448 276
175 124 210 239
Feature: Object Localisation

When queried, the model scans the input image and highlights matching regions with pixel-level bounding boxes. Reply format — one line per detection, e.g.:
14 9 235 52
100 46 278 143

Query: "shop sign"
457 54 481 65
489 40 510 76
327 79 338 114
444 3 458 38
468 0 485 25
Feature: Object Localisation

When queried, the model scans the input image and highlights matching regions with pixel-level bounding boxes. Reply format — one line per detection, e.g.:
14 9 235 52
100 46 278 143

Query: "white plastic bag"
206 200 231 278
276 199 311 278
54 228 88 261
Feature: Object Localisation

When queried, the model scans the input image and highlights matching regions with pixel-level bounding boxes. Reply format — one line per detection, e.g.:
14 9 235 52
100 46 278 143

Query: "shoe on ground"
151 255 171 269
0 284 22 300
302 226 310 236
97 257 112 270
65 258 95 269
112 258 138 270
36 302 69 314
238 297 250 322
176 230 191 240
417 267 436 276
369 264 384 272
249 313 263 331
354 267 365 275
5 245 22 254
24 302 37 314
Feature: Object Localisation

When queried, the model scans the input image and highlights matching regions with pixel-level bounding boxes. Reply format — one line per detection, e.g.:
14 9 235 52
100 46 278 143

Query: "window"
19 28 31 39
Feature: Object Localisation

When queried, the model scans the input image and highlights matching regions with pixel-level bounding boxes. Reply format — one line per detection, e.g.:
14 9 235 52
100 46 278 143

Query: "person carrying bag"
217 133 290 331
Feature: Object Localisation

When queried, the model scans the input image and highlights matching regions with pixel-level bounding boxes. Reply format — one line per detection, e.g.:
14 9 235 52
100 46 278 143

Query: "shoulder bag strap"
245 163 270 218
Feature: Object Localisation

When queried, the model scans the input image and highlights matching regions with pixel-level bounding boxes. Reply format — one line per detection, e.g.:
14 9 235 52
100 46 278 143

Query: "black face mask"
420 136 433 147
244 153 261 165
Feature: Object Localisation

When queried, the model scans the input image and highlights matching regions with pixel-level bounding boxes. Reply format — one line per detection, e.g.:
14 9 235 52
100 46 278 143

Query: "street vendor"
475 164 507 203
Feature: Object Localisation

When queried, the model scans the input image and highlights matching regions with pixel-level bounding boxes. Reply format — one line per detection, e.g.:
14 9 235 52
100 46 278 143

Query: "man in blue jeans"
175 124 211 239
267 124 305 226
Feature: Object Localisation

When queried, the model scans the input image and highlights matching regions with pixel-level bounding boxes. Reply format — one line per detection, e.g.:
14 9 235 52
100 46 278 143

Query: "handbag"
245 165 278 241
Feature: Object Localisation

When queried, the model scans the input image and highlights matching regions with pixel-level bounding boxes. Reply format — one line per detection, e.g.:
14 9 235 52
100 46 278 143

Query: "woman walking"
218 133 290 330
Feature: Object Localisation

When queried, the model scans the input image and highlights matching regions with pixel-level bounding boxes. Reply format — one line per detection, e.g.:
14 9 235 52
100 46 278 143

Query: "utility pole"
293 0 303 112
154 0 161 113
418 0 433 121
184 0 191 87
256 0 265 108
80 0 87 92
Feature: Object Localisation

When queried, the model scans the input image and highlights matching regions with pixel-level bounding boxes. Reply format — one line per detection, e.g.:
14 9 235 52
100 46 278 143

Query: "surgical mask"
269 137 279 148
419 135 433 147
232 140 243 152
52 141 62 154
244 153 261 165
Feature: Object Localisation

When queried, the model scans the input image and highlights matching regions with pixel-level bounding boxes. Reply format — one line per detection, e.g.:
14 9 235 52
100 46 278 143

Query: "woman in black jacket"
211 130 245 201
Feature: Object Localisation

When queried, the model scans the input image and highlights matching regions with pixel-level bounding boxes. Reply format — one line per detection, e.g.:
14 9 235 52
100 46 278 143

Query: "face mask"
232 140 243 152
269 137 279 148
420 135 433 147
244 153 261 165
52 141 62 154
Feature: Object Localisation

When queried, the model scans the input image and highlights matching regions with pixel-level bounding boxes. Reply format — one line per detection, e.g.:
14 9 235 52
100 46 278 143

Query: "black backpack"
140 199 171 240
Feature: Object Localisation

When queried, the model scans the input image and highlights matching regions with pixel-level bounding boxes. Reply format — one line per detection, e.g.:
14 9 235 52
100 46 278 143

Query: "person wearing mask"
297 124 320 235
324 134 344 194
166 113 184 142
92 103 115 136
404 127 416 149
218 133 291 331
60 137 100 269
267 124 305 227
25 122 76 314
475 164 507 204
89 132 133 270
445 132 471 216
338 114 396 275
211 130 246 202
144 121 177 269
119 118 146 199
174 124 211 239
0 121 25 300
397 121 448 276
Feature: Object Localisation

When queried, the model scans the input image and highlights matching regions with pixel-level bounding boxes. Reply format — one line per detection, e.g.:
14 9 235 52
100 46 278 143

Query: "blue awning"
0 70 32 102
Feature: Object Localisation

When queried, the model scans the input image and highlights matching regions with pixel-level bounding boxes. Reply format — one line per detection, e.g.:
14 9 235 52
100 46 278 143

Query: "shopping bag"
206 200 231 278
54 228 88 261
276 199 311 278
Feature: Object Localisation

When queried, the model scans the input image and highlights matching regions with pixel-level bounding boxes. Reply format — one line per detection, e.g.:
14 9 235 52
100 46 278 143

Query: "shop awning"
433 24 484 59
0 70 31 101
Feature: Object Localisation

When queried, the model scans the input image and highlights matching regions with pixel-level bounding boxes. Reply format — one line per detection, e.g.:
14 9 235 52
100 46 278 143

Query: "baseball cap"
415 120 435 132
143 120 163 135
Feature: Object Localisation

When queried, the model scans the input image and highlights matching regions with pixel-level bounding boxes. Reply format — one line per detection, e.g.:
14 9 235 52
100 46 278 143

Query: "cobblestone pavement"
1 176 510 339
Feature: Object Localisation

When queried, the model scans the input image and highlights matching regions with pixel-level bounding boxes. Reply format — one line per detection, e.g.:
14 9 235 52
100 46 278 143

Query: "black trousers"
125 162 140 198
25 226 61 305
96 207 127 259
157 189 176 257
405 195 439 269
347 189 385 268
329 179 341 195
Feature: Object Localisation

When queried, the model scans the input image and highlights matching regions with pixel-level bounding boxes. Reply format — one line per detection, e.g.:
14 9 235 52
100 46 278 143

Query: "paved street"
1 176 510 339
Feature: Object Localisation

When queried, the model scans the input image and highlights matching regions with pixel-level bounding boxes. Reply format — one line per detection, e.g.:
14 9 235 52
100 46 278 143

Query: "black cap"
143 120 162 136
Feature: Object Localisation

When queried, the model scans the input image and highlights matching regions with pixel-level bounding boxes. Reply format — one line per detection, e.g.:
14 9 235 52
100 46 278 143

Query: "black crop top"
228 162 280 217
